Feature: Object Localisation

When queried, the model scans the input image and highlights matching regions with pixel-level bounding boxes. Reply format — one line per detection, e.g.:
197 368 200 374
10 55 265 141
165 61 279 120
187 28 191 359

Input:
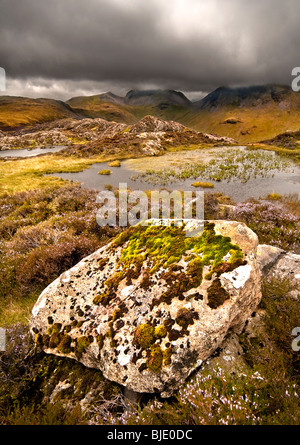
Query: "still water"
50 147 300 203
0 145 66 158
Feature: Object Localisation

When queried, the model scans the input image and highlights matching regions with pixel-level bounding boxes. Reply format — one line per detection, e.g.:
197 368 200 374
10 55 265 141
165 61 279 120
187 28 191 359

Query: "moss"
146 345 163 373
110 226 137 249
125 259 143 285
34 333 43 347
134 323 155 349
49 333 61 349
106 322 117 348
98 257 109 270
154 325 167 338
64 325 72 333
115 222 243 303
46 323 62 336
42 334 50 348
57 335 72 354
207 278 230 309
175 307 196 330
76 308 84 317
93 292 111 306
163 347 172 366
96 334 104 350
105 271 124 290
140 272 152 290
151 273 190 308
186 257 203 288
163 318 184 341
112 308 122 322
75 336 93 359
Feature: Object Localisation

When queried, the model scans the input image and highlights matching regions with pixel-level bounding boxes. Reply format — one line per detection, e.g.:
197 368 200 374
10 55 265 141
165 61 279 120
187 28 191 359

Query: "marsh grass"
98 169 112 175
134 148 296 185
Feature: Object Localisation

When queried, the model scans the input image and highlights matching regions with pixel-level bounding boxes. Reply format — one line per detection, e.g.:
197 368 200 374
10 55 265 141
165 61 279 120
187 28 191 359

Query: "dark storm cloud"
0 0 299 97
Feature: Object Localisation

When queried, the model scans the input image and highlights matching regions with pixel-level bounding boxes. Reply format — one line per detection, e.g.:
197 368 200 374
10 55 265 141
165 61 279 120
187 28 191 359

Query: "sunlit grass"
0 294 38 326
0 154 120 194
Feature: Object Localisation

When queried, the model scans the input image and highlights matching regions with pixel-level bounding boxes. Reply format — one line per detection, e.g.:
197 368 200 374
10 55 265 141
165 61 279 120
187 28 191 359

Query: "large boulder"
30 220 261 397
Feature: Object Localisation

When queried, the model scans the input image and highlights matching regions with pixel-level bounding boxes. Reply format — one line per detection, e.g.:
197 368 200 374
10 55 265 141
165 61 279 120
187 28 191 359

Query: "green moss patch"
95 222 244 312
134 324 155 349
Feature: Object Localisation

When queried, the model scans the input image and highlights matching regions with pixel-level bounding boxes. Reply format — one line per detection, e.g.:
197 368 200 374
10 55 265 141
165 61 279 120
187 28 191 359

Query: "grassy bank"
0 152 130 194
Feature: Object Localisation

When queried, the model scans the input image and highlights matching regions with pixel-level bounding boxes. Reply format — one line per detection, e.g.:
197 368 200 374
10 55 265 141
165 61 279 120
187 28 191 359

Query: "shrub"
231 197 300 253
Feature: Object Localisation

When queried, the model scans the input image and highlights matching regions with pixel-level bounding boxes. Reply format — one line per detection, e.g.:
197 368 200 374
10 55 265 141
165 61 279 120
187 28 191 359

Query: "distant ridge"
1 85 300 142
194 84 293 110
123 89 192 108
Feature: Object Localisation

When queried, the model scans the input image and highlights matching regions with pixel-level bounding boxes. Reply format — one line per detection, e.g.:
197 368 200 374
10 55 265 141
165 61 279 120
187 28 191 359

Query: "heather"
0 184 121 324
230 194 300 253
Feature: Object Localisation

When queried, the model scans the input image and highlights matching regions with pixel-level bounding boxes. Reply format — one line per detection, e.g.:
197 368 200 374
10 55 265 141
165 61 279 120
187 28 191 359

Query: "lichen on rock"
30 219 261 397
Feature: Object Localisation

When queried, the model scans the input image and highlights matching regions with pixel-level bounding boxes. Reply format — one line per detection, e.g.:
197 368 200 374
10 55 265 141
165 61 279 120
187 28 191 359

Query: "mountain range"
1 84 300 143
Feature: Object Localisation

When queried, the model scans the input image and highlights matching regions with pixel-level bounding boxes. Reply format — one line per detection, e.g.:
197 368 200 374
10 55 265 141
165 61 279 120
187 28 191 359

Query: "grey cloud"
0 0 299 97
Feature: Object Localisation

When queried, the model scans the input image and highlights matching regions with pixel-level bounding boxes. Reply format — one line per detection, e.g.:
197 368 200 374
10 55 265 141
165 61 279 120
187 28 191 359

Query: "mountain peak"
194 84 293 110
124 89 192 107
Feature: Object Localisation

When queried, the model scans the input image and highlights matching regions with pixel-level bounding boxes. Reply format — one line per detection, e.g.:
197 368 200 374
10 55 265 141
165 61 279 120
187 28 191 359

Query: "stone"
257 244 284 273
30 220 261 397
203 333 247 375
257 244 300 298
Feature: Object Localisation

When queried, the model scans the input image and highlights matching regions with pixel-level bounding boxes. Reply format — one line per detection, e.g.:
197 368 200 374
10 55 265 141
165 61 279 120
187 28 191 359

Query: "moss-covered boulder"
30 220 261 397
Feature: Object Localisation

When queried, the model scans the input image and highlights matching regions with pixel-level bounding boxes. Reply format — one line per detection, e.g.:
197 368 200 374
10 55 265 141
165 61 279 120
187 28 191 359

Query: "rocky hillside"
261 129 300 149
2 85 300 143
0 115 235 157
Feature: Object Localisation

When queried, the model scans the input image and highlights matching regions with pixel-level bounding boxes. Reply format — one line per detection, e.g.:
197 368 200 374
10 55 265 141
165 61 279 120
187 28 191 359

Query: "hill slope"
0 96 78 131
187 85 300 143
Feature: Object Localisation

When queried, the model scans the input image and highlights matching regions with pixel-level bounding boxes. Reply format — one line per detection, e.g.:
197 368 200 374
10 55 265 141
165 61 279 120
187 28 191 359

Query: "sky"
0 0 299 100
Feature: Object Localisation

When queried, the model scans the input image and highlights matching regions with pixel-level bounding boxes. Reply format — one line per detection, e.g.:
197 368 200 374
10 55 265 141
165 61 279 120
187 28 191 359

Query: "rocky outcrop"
0 115 236 152
129 115 187 133
30 220 261 397
0 118 127 151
